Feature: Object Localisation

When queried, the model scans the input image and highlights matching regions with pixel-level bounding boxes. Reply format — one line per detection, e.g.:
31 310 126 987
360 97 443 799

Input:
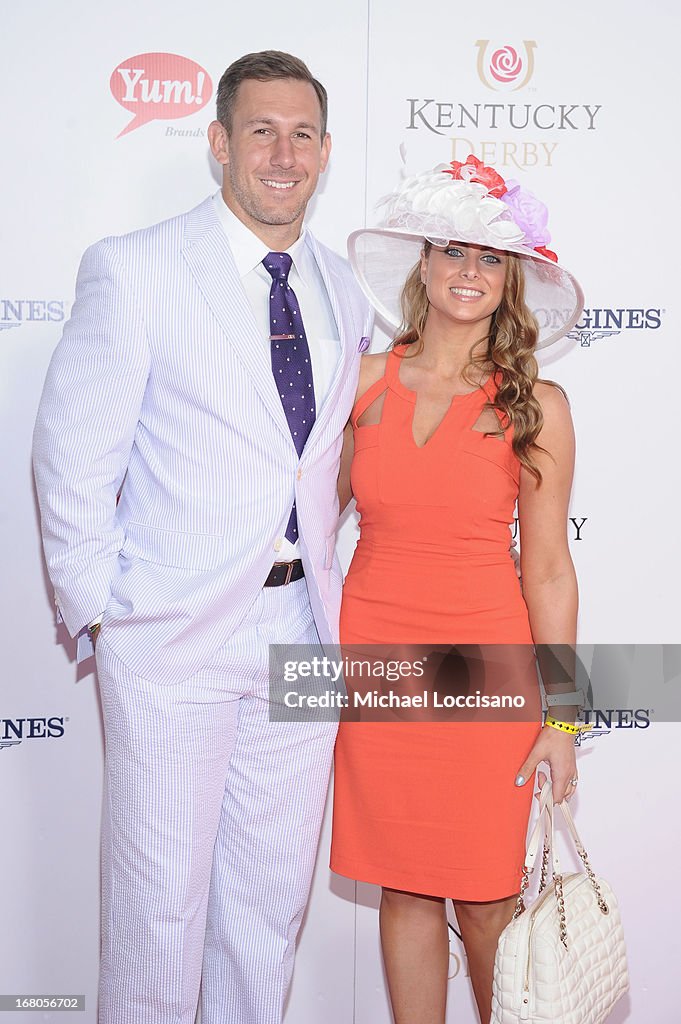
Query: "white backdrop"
2 1 680 1021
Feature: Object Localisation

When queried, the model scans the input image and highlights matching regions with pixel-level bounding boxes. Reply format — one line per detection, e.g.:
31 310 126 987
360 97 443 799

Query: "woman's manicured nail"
515 774 525 787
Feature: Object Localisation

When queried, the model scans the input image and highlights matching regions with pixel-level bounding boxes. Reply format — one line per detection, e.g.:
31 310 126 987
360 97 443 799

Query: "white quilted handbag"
491 782 629 1024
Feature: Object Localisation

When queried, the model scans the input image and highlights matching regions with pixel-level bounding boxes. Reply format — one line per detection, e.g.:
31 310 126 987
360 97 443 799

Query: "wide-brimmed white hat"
348 157 584 349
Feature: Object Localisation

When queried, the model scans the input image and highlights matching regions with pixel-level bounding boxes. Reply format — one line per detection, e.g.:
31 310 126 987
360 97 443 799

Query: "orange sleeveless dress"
330 350 541 900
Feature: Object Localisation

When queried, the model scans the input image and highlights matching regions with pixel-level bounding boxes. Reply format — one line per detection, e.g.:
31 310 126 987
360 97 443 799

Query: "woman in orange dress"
331 158 585 1023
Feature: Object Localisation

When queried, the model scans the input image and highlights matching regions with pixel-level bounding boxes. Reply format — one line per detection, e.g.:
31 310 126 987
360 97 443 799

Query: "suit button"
297 469 302 480
274 539 283 552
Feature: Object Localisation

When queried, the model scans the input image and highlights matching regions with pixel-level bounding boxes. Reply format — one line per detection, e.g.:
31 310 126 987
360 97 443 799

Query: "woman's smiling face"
420 241 508 332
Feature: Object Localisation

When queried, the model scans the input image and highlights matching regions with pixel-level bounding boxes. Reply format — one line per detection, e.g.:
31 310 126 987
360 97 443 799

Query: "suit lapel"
181 199 291 441
305 234 358 440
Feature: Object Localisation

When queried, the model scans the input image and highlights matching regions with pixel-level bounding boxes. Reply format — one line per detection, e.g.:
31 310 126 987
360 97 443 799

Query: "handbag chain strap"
553 873 569 949
512 782 553 919
576 844 611 915
512 868 530 919
513 783 611 937
538 838 550 893
558 795 611 917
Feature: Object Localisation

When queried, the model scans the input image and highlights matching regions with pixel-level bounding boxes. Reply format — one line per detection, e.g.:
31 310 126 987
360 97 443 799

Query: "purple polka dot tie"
263 252 316 543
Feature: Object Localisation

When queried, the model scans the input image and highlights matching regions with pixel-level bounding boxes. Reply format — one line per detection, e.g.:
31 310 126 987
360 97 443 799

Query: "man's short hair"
216 50 328 138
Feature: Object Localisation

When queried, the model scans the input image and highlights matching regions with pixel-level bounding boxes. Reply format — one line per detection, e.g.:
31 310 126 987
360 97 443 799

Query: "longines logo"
0 717 67 751
567 307 663 347
405 40 603 170
583 709 651 729
0 299 66 332
475 40 537 92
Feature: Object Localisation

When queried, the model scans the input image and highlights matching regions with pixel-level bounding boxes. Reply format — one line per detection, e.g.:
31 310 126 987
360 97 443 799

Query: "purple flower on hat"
500 181 551 248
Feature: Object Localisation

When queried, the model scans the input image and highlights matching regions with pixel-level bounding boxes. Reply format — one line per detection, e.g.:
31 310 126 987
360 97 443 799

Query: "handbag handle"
554 795 611 917
522 780 552 871
513 781 610 932
513 782 552 918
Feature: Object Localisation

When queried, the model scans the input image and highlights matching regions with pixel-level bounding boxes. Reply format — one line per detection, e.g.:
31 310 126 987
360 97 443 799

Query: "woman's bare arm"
337 352 389 513
519 381 578 645
515 382 579 802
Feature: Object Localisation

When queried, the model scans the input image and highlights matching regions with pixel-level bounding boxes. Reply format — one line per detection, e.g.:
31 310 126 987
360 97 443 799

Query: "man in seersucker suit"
33 50 371 1024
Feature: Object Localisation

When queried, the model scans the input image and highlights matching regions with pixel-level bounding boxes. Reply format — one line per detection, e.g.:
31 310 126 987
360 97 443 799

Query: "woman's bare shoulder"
356 350 390 400
531 379 575 458
533 379 572 421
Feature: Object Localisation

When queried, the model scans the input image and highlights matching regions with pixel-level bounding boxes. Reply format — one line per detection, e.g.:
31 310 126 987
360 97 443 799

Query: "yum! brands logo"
475 40 537 91
110 53 213 138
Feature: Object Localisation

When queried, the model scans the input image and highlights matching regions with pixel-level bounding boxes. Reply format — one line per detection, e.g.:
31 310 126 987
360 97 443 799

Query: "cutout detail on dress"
471 403 506 440
355 386 387 428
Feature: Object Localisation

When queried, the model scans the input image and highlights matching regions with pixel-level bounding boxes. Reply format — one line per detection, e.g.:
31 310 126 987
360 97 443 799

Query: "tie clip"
270 333 296 341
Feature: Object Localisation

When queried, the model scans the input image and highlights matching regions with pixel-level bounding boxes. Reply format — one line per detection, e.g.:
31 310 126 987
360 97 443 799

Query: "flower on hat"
534 246 558 263
499 181 551 249
442 161 557 257
377 161 560 261
443 155 507 199
379 166 524 250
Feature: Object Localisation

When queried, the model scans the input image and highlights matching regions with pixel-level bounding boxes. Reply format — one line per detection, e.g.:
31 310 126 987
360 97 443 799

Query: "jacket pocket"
120 522 226 570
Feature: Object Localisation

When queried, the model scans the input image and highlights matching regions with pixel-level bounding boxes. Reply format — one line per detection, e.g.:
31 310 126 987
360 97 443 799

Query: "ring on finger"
569 777 578 786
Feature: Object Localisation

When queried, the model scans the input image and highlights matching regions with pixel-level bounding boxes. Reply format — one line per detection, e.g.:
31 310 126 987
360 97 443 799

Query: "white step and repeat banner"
2 1 679 1021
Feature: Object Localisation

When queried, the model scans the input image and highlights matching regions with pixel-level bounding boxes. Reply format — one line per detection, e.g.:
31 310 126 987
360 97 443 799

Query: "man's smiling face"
209 77 331 246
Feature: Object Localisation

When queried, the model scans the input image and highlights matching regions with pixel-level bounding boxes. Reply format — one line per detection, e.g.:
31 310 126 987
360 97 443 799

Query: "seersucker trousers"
96 577 337 1024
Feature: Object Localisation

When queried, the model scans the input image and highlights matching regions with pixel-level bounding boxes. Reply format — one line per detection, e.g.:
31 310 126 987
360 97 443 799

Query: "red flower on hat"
534 246 558 262
443 155 507 198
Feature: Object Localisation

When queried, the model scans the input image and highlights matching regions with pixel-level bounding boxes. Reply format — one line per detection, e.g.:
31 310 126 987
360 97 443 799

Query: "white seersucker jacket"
33 196 372 684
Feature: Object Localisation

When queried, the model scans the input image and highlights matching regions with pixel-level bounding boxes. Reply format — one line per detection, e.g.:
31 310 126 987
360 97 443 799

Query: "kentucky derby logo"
475 40 537 91
110 53 213 138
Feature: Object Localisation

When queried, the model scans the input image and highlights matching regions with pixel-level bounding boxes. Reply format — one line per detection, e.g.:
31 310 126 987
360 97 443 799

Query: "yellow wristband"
544 714 581 735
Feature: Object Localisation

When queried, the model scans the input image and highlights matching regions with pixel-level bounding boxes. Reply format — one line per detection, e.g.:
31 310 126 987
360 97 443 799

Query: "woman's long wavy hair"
394 240 555 481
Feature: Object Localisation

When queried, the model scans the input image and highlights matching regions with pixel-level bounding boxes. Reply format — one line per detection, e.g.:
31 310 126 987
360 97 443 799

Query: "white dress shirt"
212 191 340 561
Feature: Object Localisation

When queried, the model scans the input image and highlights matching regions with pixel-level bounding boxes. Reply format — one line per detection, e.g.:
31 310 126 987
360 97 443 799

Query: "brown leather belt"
263 560 305 587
